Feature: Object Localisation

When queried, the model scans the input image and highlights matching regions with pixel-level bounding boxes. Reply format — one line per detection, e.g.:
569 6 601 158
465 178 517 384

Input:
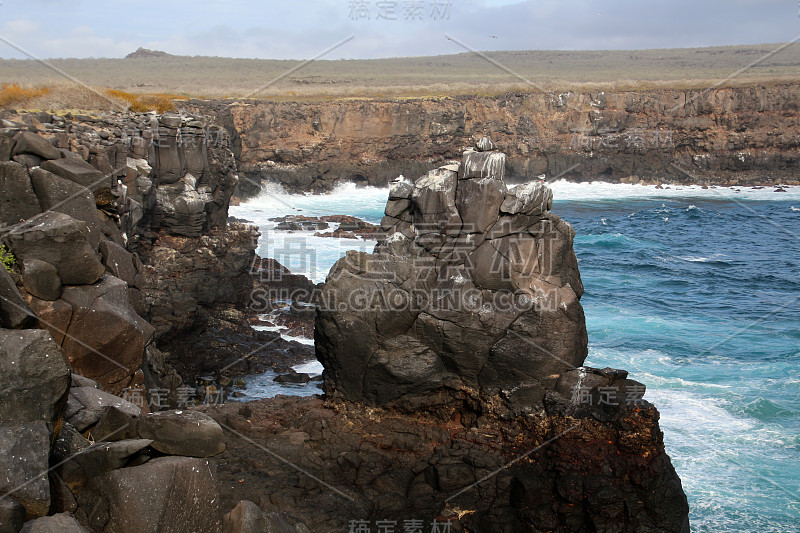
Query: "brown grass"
1 43 798 101
0 83 190 113
106 89 185 113
1 44 798 105
0 84 51 107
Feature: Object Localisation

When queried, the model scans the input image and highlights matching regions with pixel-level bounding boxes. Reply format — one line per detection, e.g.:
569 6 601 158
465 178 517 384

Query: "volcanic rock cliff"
292 141 690 531
191 83 800 194
0 112 311 532
0 111 690 531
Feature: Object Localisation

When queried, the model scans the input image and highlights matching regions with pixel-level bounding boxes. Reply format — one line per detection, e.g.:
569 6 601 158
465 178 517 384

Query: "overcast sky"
1 0 798 60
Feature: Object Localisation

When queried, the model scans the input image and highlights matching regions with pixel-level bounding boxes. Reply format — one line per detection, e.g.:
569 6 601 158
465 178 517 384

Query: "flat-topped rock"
137 409 225 457
500 180 553 216
40 158 107 195
458 149 506 181
6 211 105 285
12 131 61 160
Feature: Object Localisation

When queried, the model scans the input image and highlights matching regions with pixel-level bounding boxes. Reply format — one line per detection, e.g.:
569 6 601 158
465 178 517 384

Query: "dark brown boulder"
40 158 107 196
0 328 69 518
29 168 104 251
21 258 62 301
11 154 44 169
137 410 225 458
222 500 267 533
6 212 105 286
75 456 221 533
59 275 154 393
98 240 136 286
25 297 72 344
64 386 141 432
0 423 52 518
57 439 152 493
0 328 70 430
11 131 61 161
0 161 41 229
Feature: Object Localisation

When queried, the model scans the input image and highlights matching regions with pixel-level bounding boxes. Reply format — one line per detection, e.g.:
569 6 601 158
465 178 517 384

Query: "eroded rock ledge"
209 392 689 533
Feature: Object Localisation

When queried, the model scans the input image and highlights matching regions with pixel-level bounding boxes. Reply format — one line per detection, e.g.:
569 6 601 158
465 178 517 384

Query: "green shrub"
0 244 15 273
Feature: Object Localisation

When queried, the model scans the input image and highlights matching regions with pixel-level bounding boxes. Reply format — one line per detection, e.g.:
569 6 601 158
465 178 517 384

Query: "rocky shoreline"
1 106 689 532
0 109 319 531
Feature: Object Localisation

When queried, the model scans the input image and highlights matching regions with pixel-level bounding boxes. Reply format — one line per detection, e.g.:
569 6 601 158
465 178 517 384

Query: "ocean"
230 181 800 532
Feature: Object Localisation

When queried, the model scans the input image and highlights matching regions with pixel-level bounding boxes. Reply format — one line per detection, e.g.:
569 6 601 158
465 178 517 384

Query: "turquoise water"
231 182 800 532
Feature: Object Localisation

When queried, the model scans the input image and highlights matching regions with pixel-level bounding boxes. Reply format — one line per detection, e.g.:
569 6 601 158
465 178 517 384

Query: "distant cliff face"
191 83 800 193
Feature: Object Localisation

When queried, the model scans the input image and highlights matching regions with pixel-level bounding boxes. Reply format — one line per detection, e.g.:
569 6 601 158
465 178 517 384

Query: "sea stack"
317 139 586 411
315 139 691 531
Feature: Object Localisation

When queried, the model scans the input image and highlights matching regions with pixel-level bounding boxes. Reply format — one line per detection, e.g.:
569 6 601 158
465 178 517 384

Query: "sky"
0 0 798 60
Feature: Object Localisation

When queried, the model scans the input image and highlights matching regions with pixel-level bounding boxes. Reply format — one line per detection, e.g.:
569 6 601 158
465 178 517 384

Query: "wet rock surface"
270 214 381 240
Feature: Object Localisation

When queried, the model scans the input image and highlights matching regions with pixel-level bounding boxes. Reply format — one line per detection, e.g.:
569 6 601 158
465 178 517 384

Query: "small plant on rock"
0 244 15 273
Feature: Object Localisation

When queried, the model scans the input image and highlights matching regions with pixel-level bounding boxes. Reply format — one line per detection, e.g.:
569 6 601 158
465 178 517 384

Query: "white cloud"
0 0 796 60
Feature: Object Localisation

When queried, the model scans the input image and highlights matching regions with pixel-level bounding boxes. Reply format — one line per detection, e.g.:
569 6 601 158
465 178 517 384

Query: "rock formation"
317 141 586 412
0 109 300 394
0 114 309 532
0 110 690 531
309 141 690 531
